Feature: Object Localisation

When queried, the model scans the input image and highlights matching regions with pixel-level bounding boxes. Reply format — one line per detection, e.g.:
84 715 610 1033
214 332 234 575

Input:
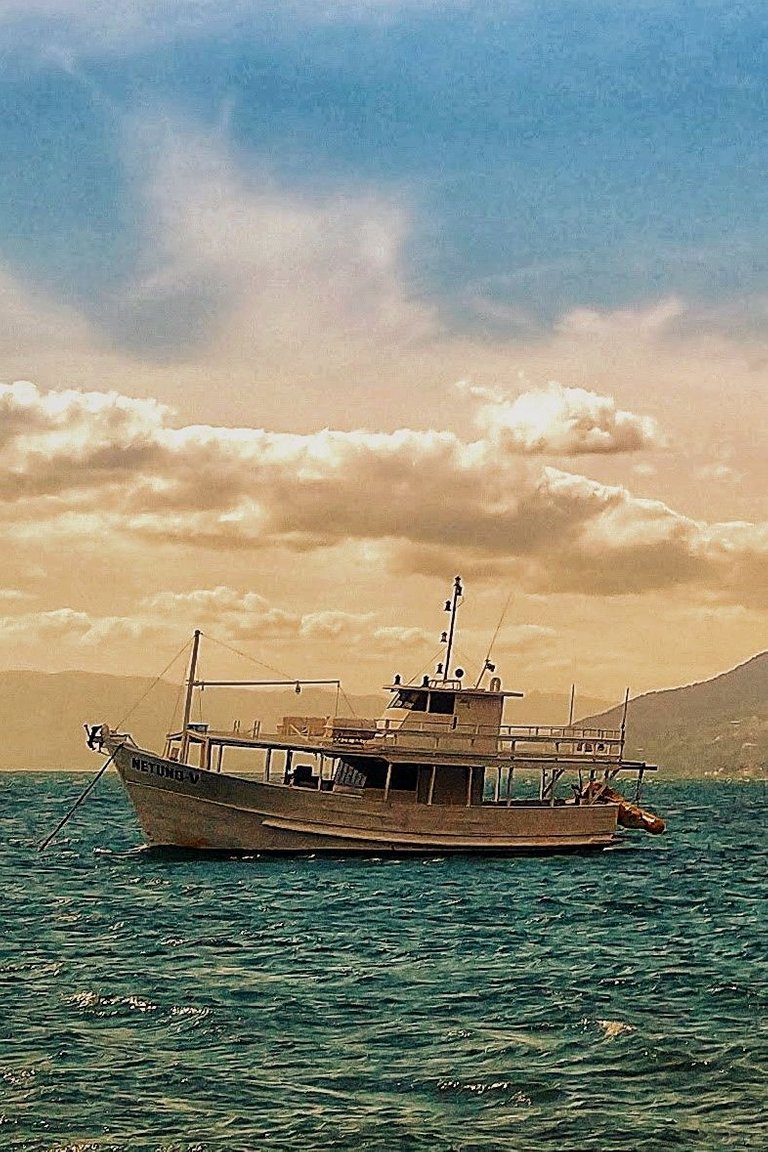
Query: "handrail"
374 717 622 741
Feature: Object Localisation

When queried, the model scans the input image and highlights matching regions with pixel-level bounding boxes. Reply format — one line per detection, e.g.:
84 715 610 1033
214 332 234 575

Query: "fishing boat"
88 578 664 854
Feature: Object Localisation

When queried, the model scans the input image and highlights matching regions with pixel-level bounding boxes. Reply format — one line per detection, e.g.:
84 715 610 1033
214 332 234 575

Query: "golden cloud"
1 380 767 607
466 380 665 455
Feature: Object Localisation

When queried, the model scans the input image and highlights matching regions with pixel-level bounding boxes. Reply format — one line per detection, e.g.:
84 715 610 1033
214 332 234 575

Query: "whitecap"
594 1017 636 1039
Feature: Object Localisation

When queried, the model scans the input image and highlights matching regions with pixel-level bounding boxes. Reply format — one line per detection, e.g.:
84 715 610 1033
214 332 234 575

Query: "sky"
0 0 767 703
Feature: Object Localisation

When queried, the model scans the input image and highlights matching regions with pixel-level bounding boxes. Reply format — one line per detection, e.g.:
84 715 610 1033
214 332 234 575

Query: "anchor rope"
37 637 192 853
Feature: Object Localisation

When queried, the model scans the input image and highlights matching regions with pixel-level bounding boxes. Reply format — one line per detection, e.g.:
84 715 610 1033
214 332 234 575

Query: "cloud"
0 588 31 602
1 379 767 607
0 589 375 658
499 623 558 650
94 119 433 362
0 607 158 646
143 587 373 644
697 462 744 485
0 0 448 57
468 380 665 455
373 625 433 651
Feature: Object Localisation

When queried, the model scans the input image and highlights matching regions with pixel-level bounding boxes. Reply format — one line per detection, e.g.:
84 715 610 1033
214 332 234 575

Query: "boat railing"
369 718 624 758
374 717 621 740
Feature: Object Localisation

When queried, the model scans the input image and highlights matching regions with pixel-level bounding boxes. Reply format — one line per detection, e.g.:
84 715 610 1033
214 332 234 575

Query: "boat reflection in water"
90 578 665 854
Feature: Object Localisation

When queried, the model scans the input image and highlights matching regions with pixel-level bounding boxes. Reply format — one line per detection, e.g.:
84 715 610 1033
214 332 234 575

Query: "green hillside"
585 653 768 777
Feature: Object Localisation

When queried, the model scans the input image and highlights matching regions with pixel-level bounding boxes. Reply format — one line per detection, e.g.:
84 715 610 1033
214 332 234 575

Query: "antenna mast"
620 686 630 756
442 575 463 682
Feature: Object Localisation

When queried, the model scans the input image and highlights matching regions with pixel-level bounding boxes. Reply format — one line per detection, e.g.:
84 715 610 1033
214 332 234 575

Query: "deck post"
466 766 473 807
264 746 272 783
383 763 393 802
493 766 501 804
285 749 293 784
427 765 436 805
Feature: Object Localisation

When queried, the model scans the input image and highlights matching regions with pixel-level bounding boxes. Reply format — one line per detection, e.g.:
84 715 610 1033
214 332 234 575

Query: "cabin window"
390 689 428 712
428 692 455 715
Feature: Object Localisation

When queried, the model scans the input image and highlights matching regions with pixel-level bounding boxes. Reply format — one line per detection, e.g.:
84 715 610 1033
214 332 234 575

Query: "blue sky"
2 0 768 350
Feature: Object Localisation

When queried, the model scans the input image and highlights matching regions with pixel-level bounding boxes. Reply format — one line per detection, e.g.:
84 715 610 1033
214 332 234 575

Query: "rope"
168 674 187 735
37 637 192 854
203 632 294 681
338 684 358 718
405 648 444 685
475 590 513 686
37 744 124 853
115 637 192 731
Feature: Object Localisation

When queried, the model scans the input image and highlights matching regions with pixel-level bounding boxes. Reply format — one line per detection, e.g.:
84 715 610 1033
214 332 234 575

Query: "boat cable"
203 631 295 681
475 590 514 687
203 629 358 717
36 637 192 854
405 648 445 686
337 683 358 718
168 670 187 737
116 637 194 731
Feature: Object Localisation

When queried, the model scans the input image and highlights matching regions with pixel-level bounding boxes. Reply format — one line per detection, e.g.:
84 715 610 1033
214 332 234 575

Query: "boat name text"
131 756 200 785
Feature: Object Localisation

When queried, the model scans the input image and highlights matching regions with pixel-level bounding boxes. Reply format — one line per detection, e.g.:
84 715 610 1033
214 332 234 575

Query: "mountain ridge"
1 654 765 774
584 651 768 777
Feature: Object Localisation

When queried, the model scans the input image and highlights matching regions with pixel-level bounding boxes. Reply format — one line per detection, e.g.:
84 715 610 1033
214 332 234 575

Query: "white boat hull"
113 743 619 854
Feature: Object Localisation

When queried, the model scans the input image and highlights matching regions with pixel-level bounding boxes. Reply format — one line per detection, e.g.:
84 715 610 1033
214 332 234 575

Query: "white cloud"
102 121 434 363
499 623 558 650
470 380 665 455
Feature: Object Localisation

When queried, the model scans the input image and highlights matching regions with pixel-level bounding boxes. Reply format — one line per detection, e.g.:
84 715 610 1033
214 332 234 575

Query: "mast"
619 686 630 757
180 629 202 764
442 575 463 682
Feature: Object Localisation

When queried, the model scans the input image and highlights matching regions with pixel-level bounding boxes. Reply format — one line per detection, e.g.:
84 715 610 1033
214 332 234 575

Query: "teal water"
2 774 766 1152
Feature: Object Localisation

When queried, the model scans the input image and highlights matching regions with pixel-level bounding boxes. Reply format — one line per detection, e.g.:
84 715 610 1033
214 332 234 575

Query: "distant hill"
503 690 613 727
0 671 609 771
584 652 768 778
1 657 765 775
0 671 381 770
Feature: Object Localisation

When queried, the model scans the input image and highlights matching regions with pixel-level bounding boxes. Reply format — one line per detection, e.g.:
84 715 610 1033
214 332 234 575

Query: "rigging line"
169 673 186 735
475 590 514 687
405 648 445 686
454 642 488 675
116 638 192 731
203 632 294 681
338 684 358 719
37 744 124 853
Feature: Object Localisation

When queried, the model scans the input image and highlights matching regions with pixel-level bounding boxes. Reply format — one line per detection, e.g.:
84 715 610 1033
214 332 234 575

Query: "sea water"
1 774 766 1152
